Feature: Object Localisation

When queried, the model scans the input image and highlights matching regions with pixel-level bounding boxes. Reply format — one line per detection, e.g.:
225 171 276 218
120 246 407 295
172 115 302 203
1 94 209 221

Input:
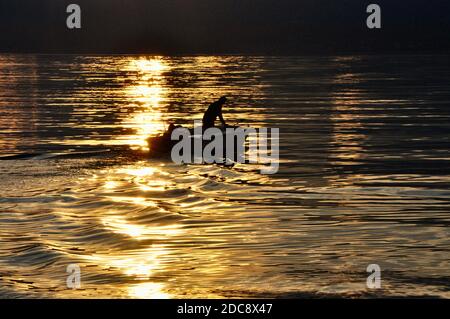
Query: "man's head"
218 96 228 104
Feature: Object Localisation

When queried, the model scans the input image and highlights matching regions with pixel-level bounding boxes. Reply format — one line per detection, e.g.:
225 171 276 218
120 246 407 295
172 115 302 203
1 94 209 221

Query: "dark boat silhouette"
147 126 248 162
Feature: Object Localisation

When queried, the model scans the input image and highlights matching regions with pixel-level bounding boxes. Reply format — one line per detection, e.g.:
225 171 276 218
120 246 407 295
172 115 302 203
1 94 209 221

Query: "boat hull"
147 127 248 162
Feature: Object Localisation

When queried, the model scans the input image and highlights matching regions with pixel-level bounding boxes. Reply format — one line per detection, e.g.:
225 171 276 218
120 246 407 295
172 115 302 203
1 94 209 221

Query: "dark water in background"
0 54 449 298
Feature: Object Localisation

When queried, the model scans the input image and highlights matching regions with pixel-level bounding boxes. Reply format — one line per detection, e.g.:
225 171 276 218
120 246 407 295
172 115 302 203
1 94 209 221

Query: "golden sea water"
0 54 449 298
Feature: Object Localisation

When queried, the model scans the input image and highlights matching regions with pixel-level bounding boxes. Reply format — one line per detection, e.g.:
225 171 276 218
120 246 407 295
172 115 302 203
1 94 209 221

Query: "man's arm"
219 112 226 127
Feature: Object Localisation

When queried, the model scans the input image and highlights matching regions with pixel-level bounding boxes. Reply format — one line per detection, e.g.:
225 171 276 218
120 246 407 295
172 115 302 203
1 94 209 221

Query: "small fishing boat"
147 126 248 162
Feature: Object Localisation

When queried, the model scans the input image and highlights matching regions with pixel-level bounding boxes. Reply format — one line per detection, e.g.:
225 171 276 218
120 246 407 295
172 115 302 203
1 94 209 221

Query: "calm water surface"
0 54 449 298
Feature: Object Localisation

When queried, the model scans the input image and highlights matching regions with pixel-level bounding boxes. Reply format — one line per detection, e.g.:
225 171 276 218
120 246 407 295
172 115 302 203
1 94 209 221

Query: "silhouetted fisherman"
202 96 228 129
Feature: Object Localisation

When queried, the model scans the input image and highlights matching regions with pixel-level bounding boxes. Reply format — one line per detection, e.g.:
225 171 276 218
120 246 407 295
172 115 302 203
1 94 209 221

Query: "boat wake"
0 150 113 161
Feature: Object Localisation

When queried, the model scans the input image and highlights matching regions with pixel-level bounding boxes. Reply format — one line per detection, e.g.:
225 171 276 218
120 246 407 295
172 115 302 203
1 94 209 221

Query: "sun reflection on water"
120 58 168 150
86 164 185 298
117 167 157 177
128 282 170 299
102 215 183 239
133 59 168 73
